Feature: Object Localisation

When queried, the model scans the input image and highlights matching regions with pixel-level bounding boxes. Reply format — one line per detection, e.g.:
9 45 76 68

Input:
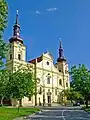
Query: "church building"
6 11 70 106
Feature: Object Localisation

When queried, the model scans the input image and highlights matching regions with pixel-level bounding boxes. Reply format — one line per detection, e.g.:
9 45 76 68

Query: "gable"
43 52 54 61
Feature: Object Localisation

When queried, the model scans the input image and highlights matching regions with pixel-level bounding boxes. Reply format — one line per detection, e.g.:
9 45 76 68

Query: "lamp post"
35 59 37 106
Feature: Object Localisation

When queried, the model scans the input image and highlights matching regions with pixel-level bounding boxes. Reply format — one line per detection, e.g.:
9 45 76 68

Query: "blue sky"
5 0 90 69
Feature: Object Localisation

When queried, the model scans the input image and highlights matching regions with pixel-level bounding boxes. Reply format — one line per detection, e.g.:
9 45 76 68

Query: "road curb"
23 111 41 119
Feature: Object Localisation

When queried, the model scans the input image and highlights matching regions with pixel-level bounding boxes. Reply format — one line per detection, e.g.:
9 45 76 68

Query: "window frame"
59 79 62 85
10 54 12 60
66 83 68 87
39 87 42 94
47 61 49 65
47 77 50 84
18 54 21 60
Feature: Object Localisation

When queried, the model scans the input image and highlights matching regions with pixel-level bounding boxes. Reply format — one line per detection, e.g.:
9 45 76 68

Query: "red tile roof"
28 56 42 64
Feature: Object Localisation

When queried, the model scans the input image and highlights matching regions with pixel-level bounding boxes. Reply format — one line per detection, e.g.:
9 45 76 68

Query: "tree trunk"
1 97 4 106
19 99 22 107
85 99 88 108
17 99 22 113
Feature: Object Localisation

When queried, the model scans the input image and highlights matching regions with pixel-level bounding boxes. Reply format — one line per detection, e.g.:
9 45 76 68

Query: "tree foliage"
0 0 8 105
58 88 83 105
8 66 35 106
70 64 90 107
0 0 8 67
0 0 8 35
0 69 10 106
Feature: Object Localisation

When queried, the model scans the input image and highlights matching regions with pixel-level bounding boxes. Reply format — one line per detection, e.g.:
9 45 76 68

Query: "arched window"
59 79 62 85
10 54 12 60
39 87 42 94
66 83 68 87
47 77 50 84
18 54 21 60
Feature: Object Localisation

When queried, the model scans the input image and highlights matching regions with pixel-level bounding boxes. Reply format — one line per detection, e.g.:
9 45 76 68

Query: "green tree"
0 0 8 106
0 0 8 67
8 66 35 109
0 69 10 106
70 64 90 107
58 88 82 105
58 88 83 106
67 88 83 103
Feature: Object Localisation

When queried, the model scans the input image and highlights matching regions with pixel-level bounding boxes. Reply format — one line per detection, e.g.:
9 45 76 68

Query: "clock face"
17 32 19 36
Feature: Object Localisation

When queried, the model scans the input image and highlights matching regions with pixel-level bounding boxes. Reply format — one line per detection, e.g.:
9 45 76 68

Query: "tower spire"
13 10 20 37
60 40 62 48
59 40 63 58
57 39 66 62
15 10 19 24
9 10 23 44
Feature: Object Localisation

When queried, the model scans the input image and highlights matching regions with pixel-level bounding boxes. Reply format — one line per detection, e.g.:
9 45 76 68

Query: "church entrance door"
47 95 51 106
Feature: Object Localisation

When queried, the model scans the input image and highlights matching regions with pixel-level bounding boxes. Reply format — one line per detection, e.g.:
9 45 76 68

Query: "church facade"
6 12 70 106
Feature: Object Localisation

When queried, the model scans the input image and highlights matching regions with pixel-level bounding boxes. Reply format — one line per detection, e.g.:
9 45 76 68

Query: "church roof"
28 51 54 64
28 56 42 64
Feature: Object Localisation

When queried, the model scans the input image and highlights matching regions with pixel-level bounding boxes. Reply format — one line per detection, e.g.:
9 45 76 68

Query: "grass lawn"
85 107 90 112
0 107 40 120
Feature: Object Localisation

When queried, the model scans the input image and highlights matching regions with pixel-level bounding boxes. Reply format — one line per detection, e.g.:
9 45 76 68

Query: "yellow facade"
6 12 70 106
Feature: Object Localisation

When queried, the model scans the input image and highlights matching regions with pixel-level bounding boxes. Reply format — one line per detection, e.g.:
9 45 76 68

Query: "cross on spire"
15 10 19 24
60 40 62 48
59 38 62 48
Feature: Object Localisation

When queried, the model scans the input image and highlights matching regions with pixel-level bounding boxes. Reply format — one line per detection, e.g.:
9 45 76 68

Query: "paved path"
25 107 90 120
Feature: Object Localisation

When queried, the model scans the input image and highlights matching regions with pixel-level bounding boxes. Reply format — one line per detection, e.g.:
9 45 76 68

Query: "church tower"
57 40 67 73
56 40 69 88
6 10 26 70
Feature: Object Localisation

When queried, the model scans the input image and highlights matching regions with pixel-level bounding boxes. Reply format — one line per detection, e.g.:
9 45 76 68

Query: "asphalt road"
26 107 90 120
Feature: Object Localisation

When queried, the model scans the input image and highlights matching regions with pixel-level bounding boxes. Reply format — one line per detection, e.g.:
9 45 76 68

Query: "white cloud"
35 10 41 14
46 8 58 12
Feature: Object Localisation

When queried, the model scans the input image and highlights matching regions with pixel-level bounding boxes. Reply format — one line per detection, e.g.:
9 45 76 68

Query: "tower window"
18 54 21 60
59 79 62 85
10 54 12 60
59 70 61 72
66 83 68 87
47 77 50 84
